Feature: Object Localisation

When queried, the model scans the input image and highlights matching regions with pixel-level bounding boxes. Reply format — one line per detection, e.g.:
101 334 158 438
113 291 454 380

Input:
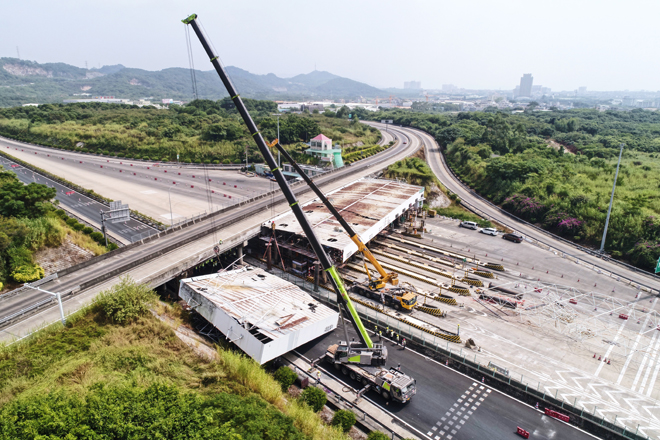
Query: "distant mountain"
0 58 383 107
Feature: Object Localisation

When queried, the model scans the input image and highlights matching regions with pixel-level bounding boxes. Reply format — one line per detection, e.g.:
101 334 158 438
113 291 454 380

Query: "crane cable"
184 24 198 101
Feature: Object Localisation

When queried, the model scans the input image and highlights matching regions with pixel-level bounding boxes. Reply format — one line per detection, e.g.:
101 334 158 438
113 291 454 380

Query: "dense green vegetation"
0 171 111 289
0 278 348 440
0 100 379 165
368 108 660 271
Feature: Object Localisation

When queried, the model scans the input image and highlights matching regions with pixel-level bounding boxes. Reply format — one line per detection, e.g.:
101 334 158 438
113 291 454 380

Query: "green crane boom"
182 13 373 349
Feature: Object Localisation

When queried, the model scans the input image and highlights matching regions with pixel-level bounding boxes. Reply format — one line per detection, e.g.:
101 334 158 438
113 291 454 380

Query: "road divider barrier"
416 305 445 317
472 270 494 279
484 263 504 271
461 277 483 287
447 286 470 296
544 408 569 422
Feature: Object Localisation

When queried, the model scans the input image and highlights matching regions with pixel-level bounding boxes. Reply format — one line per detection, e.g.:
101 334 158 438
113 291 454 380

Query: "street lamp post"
167 183 178 228
600 143 625 253
99 210 109 247
24 284 66 325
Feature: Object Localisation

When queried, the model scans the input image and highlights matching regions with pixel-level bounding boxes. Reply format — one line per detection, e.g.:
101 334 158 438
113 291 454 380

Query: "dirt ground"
34 237 96 276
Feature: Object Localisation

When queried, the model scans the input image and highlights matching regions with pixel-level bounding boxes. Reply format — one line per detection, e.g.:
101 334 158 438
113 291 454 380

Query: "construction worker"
402 338 407 350
396 334 400 345
316 370 321 384
374 325 378 334
378 330 382 341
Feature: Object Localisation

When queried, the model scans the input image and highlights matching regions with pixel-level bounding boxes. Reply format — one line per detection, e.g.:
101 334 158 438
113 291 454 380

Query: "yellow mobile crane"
269 141 417 311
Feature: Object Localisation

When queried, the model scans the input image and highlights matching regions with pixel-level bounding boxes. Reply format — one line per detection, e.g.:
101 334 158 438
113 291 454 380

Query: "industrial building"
178 266 339 364
253 178 424 278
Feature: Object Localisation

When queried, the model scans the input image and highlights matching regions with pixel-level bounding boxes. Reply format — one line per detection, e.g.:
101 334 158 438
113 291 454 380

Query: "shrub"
367 431 389 440
11 263 45 283
90 231 105 243
331 409 356 432
72 223 85 231
55 209 66 218
222 159 230 164
82 227 94 235
273 366 298 392
212 160 220 165
161 157 169 162
300 386 326 412
96 276 157 324
203 159 211 164
107 242 119 251
65 218 78 227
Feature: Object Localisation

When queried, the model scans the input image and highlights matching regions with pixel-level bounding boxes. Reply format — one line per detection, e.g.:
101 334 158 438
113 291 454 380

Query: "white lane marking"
639 333 660 394
597 306 635 377
632 330 658 390
618 298 658 385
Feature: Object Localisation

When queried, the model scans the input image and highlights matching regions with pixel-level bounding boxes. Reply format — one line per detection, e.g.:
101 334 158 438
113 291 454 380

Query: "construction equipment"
182 14 399 374
270 141 418 311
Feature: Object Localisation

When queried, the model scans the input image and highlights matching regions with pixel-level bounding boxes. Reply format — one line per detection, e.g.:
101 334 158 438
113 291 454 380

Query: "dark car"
502 233 523 243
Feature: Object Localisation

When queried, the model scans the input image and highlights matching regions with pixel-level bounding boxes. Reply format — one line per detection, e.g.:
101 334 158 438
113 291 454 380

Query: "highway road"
365 122 660 295
0 135 274 226
0 126 414 332
296 324 596 440
0 156 157 244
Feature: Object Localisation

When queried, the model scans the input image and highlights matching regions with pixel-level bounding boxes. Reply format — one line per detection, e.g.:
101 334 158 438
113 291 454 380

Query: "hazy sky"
2 0 658 91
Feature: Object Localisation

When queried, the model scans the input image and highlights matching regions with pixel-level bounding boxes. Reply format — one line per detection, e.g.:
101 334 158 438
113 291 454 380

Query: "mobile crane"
182 13 415 402
269 141 418 312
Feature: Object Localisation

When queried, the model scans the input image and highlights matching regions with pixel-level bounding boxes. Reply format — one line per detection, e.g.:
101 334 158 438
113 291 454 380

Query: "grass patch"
0 278 348 440
434 205 492 228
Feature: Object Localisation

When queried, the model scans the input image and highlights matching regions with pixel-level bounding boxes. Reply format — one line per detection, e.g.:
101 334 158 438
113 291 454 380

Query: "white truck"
323 343 417 403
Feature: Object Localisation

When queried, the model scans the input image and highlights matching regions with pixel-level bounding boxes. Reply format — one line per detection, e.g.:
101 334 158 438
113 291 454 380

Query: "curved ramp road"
364 122 660 295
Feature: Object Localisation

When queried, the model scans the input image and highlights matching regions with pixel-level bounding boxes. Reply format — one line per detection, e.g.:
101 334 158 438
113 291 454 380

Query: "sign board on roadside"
109 200 130 223
656 256 660 274
381 120 394 124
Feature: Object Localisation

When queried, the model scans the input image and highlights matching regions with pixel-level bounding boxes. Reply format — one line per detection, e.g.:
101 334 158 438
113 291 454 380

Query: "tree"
300 386 326 412
367 431 389 440
331 409 356 432
273 366 297 392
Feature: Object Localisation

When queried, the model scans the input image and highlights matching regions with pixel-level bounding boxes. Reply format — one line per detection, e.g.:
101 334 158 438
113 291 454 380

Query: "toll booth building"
178 267 338 364
258 178 424 274
305 134 344 168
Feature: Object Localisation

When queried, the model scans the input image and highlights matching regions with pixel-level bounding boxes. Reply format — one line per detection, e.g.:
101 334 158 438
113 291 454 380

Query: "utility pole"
100 210 109 247
600 143 624 253
25 284 66 325
16 46 20 60
245 144 249 170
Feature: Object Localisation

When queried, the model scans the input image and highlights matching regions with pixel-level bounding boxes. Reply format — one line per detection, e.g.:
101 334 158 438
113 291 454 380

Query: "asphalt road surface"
0 156 156 244
296 324 596 440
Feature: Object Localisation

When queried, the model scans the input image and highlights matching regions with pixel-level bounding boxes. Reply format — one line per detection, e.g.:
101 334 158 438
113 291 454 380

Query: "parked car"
502 233 523 243
459 221 479 230
480 227 499 236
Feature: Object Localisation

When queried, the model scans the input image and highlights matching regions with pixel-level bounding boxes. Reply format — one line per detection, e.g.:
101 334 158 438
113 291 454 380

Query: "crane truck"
182 14 416 403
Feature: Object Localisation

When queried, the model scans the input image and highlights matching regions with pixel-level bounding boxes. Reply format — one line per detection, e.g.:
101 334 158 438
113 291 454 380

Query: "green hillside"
0 58 383 107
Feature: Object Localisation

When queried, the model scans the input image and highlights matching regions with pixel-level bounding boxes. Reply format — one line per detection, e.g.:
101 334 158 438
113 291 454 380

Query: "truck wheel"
341 366 349 376
334 363 340 371
394 302 400 310
382 390 391 400
362 377 369 386
349 371 357 381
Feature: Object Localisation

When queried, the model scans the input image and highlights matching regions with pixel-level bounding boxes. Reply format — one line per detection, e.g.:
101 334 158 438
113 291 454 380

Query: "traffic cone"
593 353 596 358
598 356 601 360
481 377 484 383
517 262 519 265
607 359 611 365
595 283 597 287
578 279 580 282
561 274 563 278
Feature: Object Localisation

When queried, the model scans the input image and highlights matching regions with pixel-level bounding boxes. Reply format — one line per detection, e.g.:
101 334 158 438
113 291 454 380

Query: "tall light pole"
600 143 625 253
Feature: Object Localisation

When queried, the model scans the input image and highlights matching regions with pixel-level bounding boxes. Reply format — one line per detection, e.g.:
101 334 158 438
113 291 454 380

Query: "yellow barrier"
461 277 484 287
435 296 458 306
416 305 444 317
448 286 471 296
484 263 504 271
473 270 494 279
